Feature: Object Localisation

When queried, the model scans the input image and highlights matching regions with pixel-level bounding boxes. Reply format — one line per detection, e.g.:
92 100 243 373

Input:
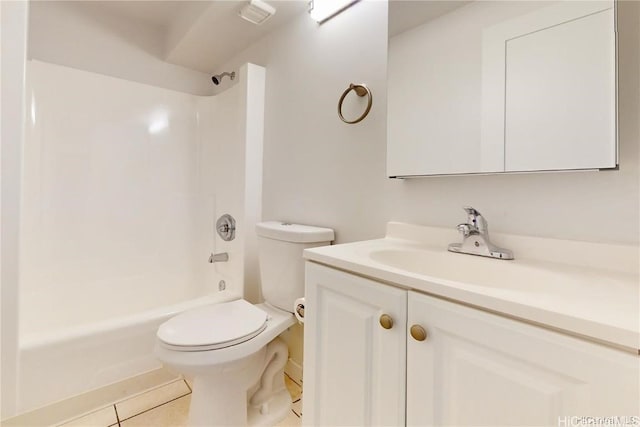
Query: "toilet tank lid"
256 221 334 243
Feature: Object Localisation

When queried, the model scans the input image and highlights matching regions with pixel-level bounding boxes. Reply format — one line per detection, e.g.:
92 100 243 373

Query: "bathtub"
17 291 238 414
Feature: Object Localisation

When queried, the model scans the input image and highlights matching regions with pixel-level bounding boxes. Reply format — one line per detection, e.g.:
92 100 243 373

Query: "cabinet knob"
410 324 427 341
379 314 394 329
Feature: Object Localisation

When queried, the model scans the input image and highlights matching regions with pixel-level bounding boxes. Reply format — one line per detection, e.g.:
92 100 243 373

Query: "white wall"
218 1 392 245
216 0 639 378
28 1 214 96
1 1 29 419
217 0 391 382
218 0 639 249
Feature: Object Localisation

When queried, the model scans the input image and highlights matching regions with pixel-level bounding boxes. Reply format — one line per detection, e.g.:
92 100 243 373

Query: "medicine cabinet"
387 0 617 177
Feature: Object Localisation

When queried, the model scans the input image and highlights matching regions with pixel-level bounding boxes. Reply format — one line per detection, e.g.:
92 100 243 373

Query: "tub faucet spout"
208 252 229 263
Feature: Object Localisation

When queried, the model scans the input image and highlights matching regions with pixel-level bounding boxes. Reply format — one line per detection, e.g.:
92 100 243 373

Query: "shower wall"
20 60 213 339
201 63 266 304
16 60 265 413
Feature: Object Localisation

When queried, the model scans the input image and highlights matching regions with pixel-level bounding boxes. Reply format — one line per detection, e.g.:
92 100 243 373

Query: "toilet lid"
157 299 268 351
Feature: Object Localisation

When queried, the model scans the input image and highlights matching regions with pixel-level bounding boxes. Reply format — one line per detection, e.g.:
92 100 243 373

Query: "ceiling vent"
239 0 276 25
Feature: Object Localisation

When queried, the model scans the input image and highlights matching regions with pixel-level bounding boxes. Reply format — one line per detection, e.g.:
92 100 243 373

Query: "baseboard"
285 358 303 386
2 367 180 427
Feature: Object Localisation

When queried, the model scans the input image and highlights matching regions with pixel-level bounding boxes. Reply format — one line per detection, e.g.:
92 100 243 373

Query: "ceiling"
165 1 308 73
388 0 471 38
65 0 309 73
77 1 205 30
40 1 473 74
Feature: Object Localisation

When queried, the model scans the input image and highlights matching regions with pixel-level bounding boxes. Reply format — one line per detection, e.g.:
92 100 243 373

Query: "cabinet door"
504 7 616 171
303 263 407 427
407 291 640 426
481 0 617 173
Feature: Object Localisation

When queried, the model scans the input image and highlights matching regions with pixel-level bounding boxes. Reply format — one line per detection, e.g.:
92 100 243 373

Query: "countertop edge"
304 248 640 354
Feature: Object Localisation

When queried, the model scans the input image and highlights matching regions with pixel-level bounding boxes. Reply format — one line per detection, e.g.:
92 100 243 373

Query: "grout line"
284 372 302 388
58 405 120 427
114 404 121 426
118 393 191 423
114 378 184 409
52 377 185 427
292 409 300 419
183 379 192 393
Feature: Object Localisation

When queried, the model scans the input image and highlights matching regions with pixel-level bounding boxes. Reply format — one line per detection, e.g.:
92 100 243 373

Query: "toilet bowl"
155 300 295 426
154 221 334 427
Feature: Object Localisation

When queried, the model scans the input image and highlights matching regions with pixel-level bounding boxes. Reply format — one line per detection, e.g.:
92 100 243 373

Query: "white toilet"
155 221 334 427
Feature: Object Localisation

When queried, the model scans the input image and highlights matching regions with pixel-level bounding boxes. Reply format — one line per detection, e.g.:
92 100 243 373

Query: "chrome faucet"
448 207 514 260
208 252 229 263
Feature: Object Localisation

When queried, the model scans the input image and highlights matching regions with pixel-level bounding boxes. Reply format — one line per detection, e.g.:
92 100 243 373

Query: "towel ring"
338 83 372 124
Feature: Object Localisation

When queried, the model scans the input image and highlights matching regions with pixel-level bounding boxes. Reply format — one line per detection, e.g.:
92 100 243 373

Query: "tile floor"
56 375 303 427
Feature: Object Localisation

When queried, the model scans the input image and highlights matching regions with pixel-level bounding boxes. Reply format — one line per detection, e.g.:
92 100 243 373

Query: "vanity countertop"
304 222 640 353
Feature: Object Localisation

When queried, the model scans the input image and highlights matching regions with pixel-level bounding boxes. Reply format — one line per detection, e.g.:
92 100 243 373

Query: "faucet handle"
457 223 472 237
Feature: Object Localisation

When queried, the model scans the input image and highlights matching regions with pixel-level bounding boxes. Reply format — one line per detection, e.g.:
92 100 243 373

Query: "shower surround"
17 60 265 414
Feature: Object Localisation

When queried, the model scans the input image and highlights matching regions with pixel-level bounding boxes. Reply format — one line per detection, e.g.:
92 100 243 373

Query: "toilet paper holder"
294 298 305 323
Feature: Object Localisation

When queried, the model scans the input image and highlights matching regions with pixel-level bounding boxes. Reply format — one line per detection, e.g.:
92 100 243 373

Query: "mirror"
387 1 617 177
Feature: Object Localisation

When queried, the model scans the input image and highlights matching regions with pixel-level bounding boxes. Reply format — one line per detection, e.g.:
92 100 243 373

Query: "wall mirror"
387 0 617 178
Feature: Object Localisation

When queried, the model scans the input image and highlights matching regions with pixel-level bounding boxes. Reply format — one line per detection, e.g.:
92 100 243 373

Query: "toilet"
154 221 334 427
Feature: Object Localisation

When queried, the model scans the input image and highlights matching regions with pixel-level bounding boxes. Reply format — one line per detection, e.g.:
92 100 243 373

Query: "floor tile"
284 375 302 402
292 398 302 418
120 395 190 427
275 410 302 427
116 380 190 421
58 406 118 427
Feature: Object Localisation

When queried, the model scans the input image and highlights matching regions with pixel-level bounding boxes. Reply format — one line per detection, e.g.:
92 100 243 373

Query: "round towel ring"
338 83 372 124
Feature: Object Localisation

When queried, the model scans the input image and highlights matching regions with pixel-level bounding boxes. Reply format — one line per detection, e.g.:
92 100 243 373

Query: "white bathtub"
16 60 262 416
17 291 238 413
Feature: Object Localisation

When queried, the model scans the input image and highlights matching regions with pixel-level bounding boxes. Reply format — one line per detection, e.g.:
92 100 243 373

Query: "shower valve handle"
216 214 236 241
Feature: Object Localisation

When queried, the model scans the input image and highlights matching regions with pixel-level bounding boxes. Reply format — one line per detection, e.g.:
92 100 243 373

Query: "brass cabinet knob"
379 314 394 329
410 324 427 341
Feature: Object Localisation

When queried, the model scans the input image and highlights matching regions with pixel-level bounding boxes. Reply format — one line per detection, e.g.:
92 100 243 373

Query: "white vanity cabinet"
302 262 407 426
407 291 639 426
304 263 640 426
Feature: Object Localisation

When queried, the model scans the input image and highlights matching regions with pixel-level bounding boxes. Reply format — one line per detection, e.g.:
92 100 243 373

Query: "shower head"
211 71 236 85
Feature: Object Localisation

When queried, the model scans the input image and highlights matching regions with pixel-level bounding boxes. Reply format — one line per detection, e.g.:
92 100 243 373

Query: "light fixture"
239 0 276 25
308 0 359 24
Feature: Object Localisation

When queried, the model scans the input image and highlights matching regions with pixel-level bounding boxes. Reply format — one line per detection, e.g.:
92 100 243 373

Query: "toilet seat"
157 299 269 352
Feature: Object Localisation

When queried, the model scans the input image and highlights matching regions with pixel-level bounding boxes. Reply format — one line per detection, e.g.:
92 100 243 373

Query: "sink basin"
368 247 616 295
303 222 640 351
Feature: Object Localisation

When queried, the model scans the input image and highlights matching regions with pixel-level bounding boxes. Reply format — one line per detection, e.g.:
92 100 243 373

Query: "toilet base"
187 349 266 426
189 377 248 426
188 379 292 427
247 389 292 427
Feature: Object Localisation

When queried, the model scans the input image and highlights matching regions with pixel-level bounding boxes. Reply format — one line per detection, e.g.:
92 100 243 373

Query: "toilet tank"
256 221 334 312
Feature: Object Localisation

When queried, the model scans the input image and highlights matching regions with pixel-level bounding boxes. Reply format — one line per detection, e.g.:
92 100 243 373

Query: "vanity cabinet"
303 262 407 426
407 291 639 426
303 263 640 426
